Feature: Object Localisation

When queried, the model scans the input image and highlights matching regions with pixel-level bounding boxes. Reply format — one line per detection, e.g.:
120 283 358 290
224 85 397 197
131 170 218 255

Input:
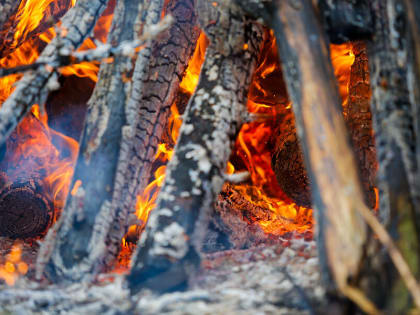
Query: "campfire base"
0 237 325 314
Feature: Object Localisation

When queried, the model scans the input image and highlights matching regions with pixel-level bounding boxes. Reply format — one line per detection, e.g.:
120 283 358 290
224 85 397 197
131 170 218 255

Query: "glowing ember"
0 242 28 286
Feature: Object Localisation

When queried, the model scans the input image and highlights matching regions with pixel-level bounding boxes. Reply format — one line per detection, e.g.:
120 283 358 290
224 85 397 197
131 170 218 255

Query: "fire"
0 0 114 234
226 33 357 236
0 243 28 286
117 33 209 269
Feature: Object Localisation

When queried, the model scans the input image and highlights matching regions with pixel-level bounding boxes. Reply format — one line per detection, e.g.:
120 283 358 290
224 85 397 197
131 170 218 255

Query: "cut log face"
0 180 53 239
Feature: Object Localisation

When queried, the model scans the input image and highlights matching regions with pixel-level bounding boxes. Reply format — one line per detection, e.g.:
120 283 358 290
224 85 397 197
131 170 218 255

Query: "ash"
0 237 324 314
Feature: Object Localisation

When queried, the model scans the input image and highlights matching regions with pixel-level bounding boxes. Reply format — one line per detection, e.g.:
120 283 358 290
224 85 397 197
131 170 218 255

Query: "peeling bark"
0 0 109 146
127 0 264 294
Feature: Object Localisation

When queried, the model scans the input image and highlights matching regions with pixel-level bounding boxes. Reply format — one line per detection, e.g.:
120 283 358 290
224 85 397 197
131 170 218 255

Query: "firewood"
127 0 264 294
0 0 110 148
317 0 373 44
38 0 148 283
360 0 420 312
235 0 379 312
110 0 200 256
0 177 53 239
0 0 71 58
271 42 377 210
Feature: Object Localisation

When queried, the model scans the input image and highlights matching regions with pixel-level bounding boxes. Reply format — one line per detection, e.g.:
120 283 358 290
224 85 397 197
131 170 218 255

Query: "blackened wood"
271 111 311 208
237 0 373 308
271 42 376 210
0 1 21 44
345 42 377 210
127 0 264 294
0 178 53 239
38 0 143 283
0 0 110 147
108 0 199 262
318 0 373 44
364 0 420 312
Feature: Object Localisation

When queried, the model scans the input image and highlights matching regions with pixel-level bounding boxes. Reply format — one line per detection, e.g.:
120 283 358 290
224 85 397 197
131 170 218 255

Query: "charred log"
360 0 420 312
127 0 264 294
38 0 143 282
109 0 199 256
318 0 373 44
0 177 53 239
271 42 376 210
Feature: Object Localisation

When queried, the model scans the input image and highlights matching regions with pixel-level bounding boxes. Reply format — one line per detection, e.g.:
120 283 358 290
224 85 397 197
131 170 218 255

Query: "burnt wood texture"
127 0 264 294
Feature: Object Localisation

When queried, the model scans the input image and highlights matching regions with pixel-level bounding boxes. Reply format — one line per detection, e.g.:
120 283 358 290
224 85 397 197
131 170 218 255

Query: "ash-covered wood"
109 0 199 258
127 0 264 294
0 178 53 239
38 0 144 283
0 0 110 147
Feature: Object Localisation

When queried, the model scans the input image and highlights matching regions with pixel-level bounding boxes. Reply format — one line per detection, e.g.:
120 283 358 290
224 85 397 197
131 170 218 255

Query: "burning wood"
0 0 420 313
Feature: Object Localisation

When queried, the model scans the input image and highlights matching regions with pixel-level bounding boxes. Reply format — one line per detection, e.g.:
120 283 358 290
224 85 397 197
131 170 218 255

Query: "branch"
0 15 173 79
0 0 110 147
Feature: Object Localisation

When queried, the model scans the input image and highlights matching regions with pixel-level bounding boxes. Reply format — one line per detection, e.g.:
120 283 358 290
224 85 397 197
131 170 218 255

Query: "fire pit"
0 0 419 314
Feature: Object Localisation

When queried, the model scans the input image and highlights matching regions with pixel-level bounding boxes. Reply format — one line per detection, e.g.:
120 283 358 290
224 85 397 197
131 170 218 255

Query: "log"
108 0 199 257
127 0 264 294
271 42 376 210
0 179 53 239
361 0 420 312
318 0 373 44
38 0 147 283
236 0 377 312
0 0 110 147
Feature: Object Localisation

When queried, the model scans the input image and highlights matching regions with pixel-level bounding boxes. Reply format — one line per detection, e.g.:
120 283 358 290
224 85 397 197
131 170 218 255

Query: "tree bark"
37 0 143 283
317 0 373 44
127 0 264 294
362 0 420 311
235 0 378 312
108 0 199 252
0 0 110 147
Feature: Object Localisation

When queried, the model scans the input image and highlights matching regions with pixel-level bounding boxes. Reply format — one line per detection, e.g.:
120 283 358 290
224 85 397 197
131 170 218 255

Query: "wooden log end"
0 180 53 239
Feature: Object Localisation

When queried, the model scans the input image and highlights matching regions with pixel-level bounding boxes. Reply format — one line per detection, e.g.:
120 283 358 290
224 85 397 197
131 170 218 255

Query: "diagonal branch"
0 0 110 146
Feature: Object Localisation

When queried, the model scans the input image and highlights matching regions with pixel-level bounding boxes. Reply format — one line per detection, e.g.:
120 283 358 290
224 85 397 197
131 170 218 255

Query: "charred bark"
0 177 53 239
38 0 142 282
271 42 376 210
317 0 373 44
361 0 420 312
127 0 264 294
109 0 199 256
0 0 110 147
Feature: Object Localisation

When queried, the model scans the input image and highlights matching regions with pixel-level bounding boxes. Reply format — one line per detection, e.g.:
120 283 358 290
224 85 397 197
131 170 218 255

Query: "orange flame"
0 242 28 286
0 0 113 242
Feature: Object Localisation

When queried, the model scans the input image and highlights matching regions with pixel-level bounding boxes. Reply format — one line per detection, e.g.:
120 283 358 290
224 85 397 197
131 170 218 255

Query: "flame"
226 34 357 236
116 32 208 270
0 242 28 286
14 0 62 48
0 0 113 242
